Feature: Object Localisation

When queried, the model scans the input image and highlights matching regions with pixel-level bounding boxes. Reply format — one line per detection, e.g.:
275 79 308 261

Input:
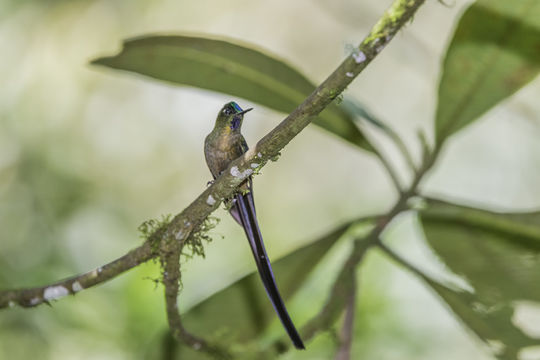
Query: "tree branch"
334 271 357 360
0 241 154 308
160 235 231 358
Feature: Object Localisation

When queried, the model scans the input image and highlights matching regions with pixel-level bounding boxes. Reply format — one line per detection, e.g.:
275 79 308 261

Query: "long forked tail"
233 193 305 350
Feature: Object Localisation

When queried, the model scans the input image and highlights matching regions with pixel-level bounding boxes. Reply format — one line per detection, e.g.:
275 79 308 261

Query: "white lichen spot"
257 152 262 158
230 166 253 178
352 51 366 64
346 72 354 78
72 281 83 293
8 301 15 308
193 342 202 350
175 229 185 240
30 297 40 306
250 163 259 169
230 166 240 177
206 195 216 206
43 285 69 301
97 267 102 274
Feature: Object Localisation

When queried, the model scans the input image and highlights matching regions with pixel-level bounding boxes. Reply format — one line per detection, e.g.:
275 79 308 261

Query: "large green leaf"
435 0 540 142
419 199 540 359
174 222 353 359
91 35 372 151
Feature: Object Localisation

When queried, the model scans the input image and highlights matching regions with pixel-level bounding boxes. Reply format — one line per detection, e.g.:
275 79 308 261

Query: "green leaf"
419 198 540 359
91 35 372 151
178 222 353 356
435 0 540 142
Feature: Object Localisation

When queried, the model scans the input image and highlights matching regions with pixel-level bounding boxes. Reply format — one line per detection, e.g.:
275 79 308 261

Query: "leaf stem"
376 241 433 284
371 140 405 192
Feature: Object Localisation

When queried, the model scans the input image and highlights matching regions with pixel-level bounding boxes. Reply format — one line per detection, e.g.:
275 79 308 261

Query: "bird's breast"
205 134 244 177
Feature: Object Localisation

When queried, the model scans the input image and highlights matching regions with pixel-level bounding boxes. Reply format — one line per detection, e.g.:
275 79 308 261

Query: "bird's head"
216 101 253 131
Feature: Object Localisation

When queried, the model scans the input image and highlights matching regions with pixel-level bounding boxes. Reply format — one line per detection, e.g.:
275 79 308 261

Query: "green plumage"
204 102 250 179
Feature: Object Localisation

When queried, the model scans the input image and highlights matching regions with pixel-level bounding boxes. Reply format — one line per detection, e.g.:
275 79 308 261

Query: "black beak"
238 108 253 115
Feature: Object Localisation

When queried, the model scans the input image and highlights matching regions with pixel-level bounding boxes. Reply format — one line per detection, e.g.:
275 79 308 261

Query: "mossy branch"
160 234 231 359
0 242 154 308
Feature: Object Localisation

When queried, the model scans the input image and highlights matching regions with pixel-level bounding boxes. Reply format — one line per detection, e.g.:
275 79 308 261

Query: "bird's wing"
232 190 305 349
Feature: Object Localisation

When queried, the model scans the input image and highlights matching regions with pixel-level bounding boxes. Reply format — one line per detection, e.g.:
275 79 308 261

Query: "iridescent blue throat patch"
230 116 241 130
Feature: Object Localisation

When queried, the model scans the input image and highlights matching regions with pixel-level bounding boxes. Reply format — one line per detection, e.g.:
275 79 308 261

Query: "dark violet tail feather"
233 193 305 350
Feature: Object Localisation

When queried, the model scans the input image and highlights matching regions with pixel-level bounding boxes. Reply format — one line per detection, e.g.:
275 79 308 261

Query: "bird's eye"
222 107 233 116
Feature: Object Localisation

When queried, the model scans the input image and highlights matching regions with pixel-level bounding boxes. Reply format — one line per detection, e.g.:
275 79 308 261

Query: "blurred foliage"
435 0 540 143
0 147 93 287
420 199 540 360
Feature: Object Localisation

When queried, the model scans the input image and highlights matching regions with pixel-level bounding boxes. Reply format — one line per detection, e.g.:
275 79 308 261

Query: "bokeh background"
1 0 539 359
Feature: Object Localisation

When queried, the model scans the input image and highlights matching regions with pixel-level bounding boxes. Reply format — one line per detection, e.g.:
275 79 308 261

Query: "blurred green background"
1 0 539 359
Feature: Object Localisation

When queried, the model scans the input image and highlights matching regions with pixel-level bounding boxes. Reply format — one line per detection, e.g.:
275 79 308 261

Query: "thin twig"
376 241 433 283
299 238 370 345
334 271 357 360
393 136 417 175
371 142 404 192
346 98 417 174
161 237 231 359
383 125 418 174
360 114 419 175
376 240 462 302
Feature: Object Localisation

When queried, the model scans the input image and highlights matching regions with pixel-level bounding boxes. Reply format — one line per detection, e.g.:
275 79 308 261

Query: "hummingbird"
204 101 305 350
